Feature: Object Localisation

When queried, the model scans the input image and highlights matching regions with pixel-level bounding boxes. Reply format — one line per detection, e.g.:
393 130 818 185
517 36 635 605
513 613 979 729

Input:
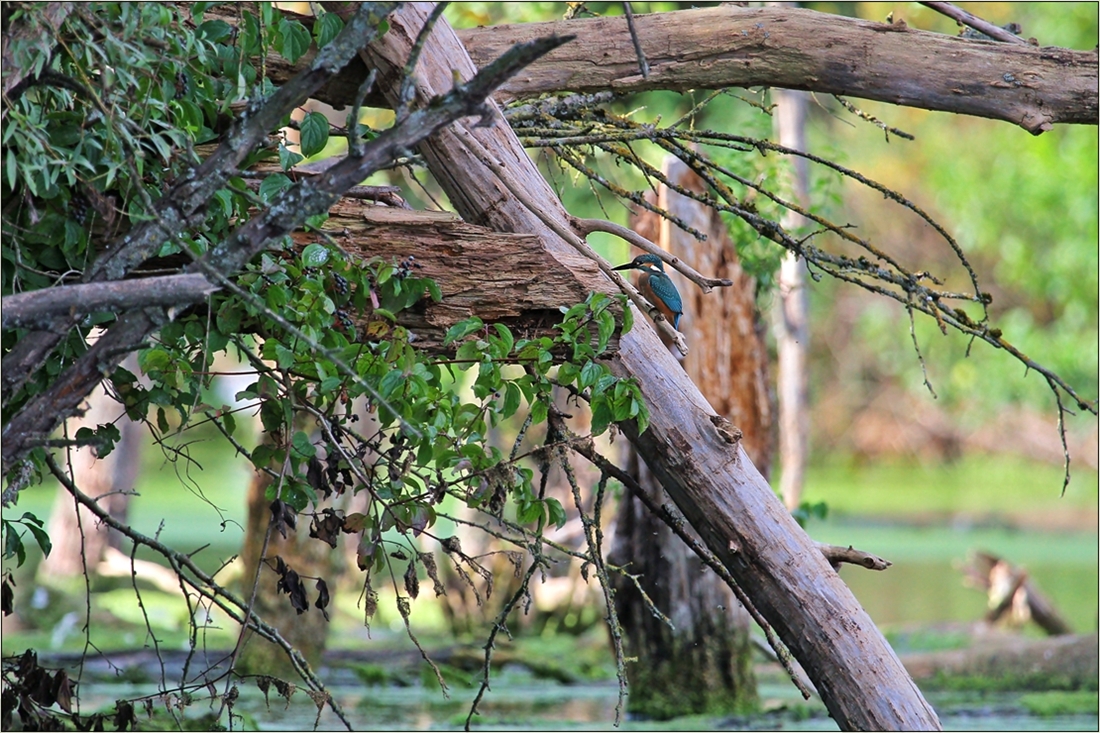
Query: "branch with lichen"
505 93 1096 493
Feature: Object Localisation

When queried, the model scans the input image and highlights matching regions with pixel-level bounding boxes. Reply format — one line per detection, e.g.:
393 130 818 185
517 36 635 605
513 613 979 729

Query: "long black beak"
612 262 635 271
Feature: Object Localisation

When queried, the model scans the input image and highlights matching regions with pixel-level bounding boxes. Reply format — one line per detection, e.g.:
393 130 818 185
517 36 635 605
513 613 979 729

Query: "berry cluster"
174 71 190 100
334 309 354 332
330 272 349 296
68 192 91 224
394 255 421 280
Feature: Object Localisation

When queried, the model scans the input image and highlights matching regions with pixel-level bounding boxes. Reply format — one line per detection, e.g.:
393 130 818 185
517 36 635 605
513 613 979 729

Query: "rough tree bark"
608 157 773 718
350 4 940 729
267 5 1097 134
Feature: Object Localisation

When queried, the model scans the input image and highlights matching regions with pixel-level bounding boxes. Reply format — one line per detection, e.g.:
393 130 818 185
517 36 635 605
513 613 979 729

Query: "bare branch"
459 6 1096 133
569 431 817 701
817 543 892 571
569 216 732 293
43 454 355 730
1 274 219 330
621 2 649 79
919 2 1029 45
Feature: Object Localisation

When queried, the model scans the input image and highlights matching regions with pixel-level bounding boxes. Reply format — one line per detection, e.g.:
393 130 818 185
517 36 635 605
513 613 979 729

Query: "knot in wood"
709 414 743 445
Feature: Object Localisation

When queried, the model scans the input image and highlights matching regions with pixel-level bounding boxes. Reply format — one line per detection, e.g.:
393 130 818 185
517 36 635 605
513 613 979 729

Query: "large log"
904 632 1098 688
308 201 607 351
255 5 1097 134
459 6 1097 134
347 4 941 729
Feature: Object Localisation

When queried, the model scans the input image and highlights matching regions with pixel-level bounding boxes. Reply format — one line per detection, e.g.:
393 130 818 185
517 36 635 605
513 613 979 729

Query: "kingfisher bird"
613 253 683 330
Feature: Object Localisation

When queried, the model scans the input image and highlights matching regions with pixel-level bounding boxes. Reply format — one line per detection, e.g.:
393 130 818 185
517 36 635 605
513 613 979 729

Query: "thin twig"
44 453 354 730
568 432 816 700
920 2 1028 44
569 216 732 292
396 2 450 122
621 2 649 79
831 95 915 141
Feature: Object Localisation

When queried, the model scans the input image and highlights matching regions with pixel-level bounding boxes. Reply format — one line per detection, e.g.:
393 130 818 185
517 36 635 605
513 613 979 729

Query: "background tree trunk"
236 458 332 679
771 86 812 511
39 358 141 581
608 157 773 718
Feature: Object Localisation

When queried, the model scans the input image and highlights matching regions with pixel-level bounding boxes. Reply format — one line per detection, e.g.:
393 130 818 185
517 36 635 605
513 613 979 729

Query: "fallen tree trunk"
349 4 941 729
258 4 1097 134
304 201 602 352
904 632 1098 689
459 5 1097 134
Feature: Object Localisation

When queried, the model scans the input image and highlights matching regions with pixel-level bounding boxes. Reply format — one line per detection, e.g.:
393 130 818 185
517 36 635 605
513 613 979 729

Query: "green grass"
800 453 1098 522
1020 690 1100 716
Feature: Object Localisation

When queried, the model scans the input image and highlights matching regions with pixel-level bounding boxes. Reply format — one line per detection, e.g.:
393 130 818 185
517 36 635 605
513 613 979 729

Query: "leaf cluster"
1 2 353 426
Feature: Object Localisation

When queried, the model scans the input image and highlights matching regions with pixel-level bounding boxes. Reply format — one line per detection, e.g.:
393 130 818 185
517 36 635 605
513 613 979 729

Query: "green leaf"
276 18 311 64
379 368 405 398
4 525 25 566
443 317 484 347
579 360 603 390
278 144 304 171
611 393 632 422
5 148 16 190
216 301 242 335
313 11 344 47
591 399 614 436
139 348 172 374
555 362 578 387
455 341 480 366
301 242 330 267
529 398 548 426
299 111 330 158
292 430 315 460
250 443 277 470
265 283 290 309
516 498 546 526
594 373 619 396
596 309 615 353
274 343 295 369
260 400 284 434
258 173 293 203
23 518 52 559
221 409 237 437
493 323 515 356
282 480 314 512
561 302 587 323
502 381 521 418
197 19 232 42
545 498 567 530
